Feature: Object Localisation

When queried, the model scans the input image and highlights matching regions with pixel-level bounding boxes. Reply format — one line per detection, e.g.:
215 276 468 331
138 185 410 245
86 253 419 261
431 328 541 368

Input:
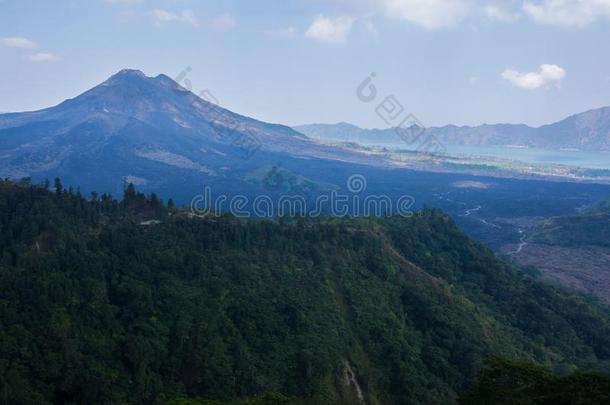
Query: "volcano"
0 69 375 200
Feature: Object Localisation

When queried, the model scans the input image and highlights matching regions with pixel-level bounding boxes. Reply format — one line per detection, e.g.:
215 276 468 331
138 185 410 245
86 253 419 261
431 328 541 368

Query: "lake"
361 141 610 170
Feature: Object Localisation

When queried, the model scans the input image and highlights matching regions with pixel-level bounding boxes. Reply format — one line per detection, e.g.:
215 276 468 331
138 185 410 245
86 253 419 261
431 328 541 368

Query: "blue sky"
0 0 609 128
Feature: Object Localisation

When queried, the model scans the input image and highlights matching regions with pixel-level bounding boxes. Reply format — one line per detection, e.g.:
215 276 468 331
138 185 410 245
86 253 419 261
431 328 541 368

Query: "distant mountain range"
294 107 610 151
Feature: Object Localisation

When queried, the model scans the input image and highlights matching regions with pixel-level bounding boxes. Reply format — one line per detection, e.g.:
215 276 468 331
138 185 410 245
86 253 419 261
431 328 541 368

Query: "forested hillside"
459 358 610 404
1 179 610 404
530 197 610 248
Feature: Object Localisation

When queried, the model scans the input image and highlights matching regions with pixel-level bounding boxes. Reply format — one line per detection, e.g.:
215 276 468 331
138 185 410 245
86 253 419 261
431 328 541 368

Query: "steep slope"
537 107 610 150
0 70 377 200
294 107 610 150
1 180 610 404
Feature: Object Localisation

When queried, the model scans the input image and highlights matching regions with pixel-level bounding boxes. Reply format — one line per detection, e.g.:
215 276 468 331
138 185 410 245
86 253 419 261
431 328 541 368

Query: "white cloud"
322 0 610 29
264 27 298 39
484 4 520 22
523 0 610 27
150 9 199 27
381 0 472 29
25 52 60 62
210 14 236 31
502 64 566 89
0 37 38 49
305 15 354 44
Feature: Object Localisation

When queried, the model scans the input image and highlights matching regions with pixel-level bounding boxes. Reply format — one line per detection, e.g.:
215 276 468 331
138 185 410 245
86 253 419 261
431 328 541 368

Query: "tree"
149 193 161 209
54 178 63 195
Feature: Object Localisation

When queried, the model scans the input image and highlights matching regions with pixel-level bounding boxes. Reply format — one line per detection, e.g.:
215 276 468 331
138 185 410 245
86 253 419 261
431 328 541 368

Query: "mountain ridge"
0 69 381 199
294 106 610 151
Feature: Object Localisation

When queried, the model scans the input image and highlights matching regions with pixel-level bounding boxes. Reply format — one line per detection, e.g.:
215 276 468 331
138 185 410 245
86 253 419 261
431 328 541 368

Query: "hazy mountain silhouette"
295 107 610 151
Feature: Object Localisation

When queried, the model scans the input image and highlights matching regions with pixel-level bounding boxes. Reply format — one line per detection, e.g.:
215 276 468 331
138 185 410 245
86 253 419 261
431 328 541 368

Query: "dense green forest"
1 179 610 404
460 358 610 404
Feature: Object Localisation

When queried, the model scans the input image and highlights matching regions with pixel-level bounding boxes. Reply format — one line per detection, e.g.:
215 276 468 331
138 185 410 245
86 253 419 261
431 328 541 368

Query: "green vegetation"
459 358 610 404
245 165 338 193
1 179 610 404
530 197 610 247
168 392 296 405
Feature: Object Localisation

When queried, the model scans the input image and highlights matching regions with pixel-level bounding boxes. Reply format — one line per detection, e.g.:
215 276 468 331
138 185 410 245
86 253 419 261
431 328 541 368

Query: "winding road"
508 229 528 255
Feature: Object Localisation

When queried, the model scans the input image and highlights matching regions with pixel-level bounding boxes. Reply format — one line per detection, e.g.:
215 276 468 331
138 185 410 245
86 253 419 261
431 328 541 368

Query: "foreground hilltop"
1 179 610 404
